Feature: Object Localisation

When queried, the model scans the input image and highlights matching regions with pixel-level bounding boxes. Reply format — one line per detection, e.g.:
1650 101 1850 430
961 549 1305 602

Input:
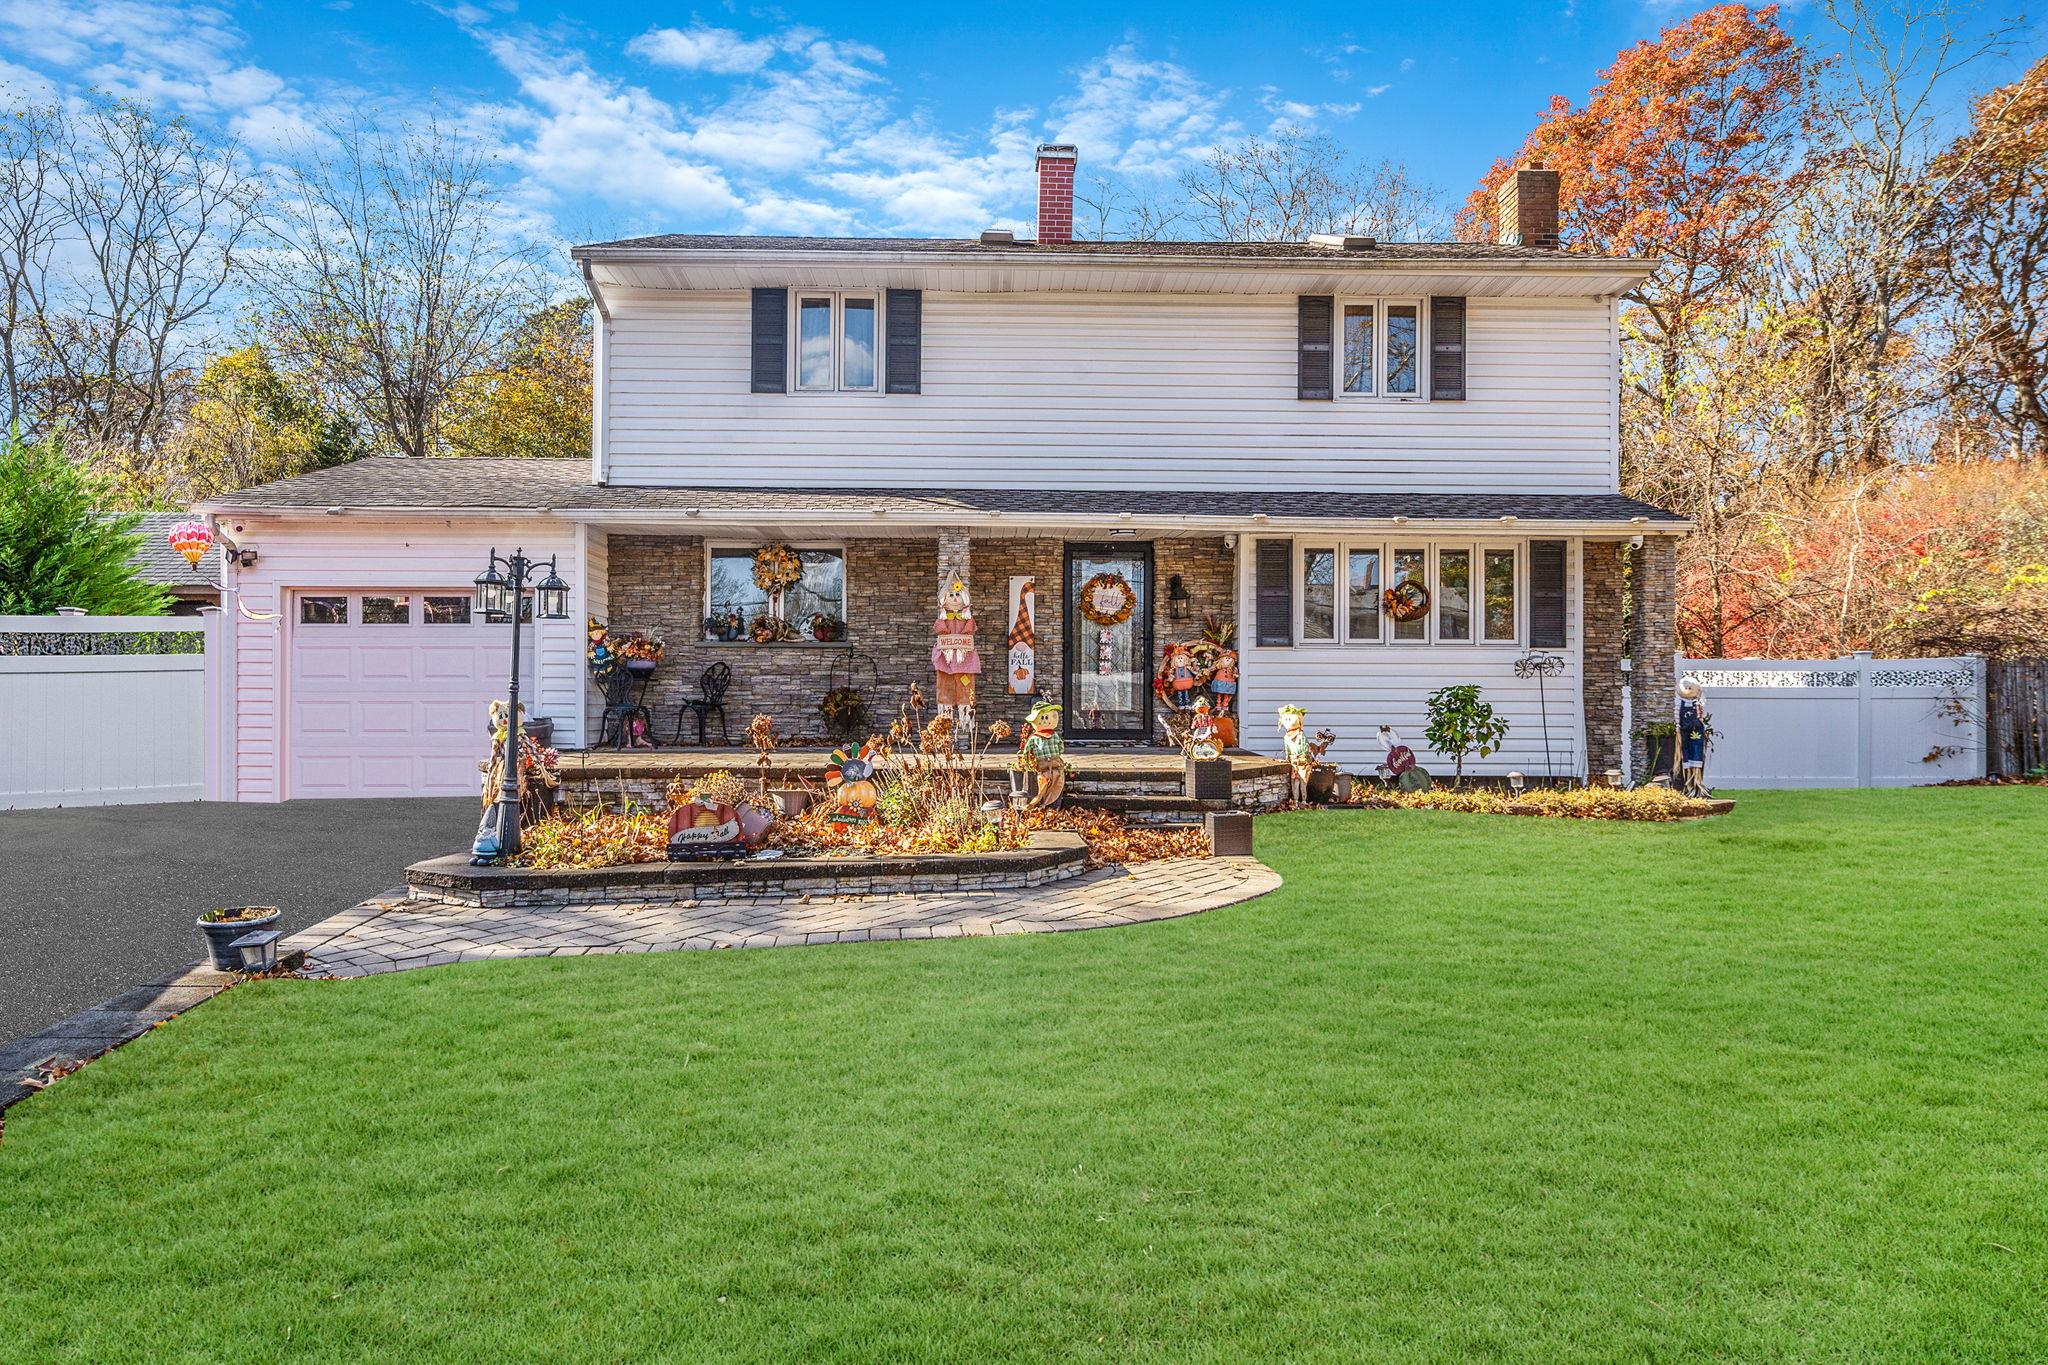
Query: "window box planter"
196 906 280 972
1186 757 1232 801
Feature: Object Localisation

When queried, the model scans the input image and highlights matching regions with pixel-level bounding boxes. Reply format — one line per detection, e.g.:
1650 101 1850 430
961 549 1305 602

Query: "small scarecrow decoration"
1278 705 1315 803
1015 699 1067 809
932 578 981 726
824 741 881 828
1677 675 1712 797
1187 696 1221 761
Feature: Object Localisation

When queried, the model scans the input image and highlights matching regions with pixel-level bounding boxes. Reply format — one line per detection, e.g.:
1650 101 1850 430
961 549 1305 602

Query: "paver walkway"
285 857 1279 978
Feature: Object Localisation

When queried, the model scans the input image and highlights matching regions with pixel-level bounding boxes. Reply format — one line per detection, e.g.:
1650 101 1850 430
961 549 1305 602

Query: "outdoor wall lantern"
534 565 571 622
227 928 282 973
1167 574 1190 621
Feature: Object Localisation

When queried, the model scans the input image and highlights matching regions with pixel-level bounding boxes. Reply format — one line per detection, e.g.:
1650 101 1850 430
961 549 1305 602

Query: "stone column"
1628 535 1680 781
1581 540 1625 779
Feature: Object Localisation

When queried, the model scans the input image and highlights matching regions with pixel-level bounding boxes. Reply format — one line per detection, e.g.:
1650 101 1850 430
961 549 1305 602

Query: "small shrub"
1423 685 1509 784
1350 783 1716 822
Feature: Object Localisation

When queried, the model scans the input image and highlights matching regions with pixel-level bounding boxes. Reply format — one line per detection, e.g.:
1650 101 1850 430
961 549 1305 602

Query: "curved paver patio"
283 856 1280 978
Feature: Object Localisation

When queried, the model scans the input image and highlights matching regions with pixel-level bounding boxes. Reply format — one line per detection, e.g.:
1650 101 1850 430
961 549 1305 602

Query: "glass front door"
1064 544 1153 741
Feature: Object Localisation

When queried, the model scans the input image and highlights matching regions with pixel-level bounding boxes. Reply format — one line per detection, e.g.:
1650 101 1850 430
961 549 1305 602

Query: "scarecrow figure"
1210 648 1237 715
1164 642 1199 710
1016 699 1067 809
471 700 523 864
932 578 981 727
1677 675 1711 797
1187 696 1221 760
1278 704 1315 803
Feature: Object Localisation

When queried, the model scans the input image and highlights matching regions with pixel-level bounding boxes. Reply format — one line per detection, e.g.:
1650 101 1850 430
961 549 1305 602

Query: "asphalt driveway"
0 798 478 1047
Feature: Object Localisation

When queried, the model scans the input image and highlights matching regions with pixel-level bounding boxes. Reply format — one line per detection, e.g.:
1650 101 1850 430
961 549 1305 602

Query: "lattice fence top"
0 630 204 657
1688 657 1980 691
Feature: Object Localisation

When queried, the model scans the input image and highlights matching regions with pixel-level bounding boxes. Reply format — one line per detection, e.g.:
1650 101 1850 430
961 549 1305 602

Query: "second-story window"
795 292 880 393
1338 298 1426 399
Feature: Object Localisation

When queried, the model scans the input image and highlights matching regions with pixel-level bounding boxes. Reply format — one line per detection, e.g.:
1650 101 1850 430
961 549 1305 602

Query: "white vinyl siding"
600 291 1621 493
1240 536 1585 778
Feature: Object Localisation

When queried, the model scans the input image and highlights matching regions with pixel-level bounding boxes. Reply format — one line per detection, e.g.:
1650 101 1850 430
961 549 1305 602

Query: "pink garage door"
287 591 536 798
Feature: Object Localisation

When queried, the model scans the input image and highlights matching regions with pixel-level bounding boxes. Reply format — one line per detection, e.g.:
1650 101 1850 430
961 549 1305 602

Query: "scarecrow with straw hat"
1278 704 1315 803
1015 698 1067 808
1677 675 1711 796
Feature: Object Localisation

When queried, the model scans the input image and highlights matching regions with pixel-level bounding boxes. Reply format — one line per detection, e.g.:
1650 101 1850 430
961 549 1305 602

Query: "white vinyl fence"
1679 652 1986 788
0 614 226 809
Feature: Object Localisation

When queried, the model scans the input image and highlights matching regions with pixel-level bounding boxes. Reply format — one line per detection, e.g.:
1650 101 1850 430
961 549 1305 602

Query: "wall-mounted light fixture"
1167 574 1190 621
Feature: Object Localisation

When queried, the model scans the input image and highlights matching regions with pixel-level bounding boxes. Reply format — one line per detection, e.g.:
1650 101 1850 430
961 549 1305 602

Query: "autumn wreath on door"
1078 571 1136 626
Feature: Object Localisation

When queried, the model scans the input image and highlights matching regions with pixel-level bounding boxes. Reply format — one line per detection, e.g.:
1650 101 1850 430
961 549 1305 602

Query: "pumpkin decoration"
1077 570 1135 627
1383 579 1431 623
824 741 881 825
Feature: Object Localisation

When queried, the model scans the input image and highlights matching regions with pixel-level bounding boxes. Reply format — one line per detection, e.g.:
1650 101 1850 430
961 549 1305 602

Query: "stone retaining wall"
409 831 1092 907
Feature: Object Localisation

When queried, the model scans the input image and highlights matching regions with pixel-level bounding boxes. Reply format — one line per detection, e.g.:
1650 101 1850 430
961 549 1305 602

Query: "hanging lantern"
167 520 214 567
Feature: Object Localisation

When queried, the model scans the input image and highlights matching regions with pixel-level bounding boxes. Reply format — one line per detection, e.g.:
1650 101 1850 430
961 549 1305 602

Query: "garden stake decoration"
1513 651 1567 780
166 520 214 566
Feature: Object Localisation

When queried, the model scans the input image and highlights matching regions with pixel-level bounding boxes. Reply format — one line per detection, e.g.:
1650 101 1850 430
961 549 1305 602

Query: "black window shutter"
1529 539 1567 647
1429 296 1466 401
885 289 921 394
750 287 787 394
1297 296 1334 400
1255 539 1294 646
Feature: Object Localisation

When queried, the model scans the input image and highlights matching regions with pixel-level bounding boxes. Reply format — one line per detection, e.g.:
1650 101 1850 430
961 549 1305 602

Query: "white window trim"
1290 538 1525 647
792 291 881 394
1335 297 1429 402
703 542 851 642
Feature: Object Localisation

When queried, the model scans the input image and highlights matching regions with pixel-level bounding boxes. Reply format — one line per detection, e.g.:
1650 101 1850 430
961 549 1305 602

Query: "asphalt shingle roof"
130 512 220 590
204 457 1685 525
572 234 1620 264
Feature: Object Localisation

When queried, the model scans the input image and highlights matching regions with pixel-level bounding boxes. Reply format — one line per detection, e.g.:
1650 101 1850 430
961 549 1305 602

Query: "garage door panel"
289 590 539 799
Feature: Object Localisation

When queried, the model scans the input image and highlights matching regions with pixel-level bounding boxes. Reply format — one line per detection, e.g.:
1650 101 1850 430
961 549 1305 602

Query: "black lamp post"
471 547 571 862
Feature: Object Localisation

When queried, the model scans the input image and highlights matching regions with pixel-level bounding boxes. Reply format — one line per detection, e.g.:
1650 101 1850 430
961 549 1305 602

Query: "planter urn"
197 907 281 973
1305 767 1339 804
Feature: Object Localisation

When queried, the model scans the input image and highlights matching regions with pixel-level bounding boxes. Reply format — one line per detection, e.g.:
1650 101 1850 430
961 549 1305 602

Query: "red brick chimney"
1496 163 1561 248
1035 144 1076 244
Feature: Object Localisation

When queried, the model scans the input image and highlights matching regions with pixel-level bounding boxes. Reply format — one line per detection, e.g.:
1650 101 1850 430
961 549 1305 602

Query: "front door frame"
1061 541 1155 743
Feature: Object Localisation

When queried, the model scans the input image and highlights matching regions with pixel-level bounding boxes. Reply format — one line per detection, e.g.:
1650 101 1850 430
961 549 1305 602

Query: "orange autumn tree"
1460 5 1820 412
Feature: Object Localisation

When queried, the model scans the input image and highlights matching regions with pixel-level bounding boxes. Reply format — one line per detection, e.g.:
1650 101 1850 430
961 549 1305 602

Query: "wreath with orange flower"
1078 571 1136 627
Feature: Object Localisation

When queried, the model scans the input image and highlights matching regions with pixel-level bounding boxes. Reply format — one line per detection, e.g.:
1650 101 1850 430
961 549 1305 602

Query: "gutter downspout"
580 259 611 487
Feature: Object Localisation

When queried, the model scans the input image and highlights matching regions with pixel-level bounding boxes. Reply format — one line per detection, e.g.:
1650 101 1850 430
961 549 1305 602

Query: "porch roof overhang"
201 461 1689 535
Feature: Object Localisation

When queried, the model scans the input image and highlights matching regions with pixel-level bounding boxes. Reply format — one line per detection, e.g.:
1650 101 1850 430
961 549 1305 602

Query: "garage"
287 590 536 799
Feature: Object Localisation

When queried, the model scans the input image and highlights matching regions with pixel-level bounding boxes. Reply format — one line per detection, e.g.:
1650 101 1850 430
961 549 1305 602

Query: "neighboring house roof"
130 512 221 594
573 235 1605 264
201 457 1686 527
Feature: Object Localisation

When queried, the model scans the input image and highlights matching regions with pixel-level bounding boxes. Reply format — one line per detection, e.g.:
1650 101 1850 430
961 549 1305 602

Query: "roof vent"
979 228 1016 245
1308 233 1377 251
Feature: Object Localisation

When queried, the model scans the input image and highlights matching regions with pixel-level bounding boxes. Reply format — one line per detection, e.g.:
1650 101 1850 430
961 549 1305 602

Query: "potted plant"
704 609 745 642
1635 720 1678 779
197 906 280 972
808 612 846 643
1305 764 1339 803
617 632 665 673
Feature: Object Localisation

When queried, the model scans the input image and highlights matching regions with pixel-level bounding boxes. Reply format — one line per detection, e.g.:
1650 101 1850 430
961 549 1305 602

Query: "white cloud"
628 25 779 75
1365 83 1392 97
1049 45 1232 176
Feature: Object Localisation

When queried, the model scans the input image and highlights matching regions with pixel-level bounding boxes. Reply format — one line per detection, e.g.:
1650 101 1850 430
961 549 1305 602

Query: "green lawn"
3 790 2045 1362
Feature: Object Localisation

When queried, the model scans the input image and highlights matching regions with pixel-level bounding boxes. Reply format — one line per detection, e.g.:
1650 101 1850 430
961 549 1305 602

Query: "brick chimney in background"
1035 144 1077 244
1496 163 1561 248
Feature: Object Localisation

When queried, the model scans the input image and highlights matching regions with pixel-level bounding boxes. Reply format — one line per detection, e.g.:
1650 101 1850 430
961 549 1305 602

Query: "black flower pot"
1644 733 1677 779
1305 768 1338 804
196 908 281 972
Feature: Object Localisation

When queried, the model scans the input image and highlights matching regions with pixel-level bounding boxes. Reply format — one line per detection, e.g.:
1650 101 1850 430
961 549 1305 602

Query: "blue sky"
3 0 2038 243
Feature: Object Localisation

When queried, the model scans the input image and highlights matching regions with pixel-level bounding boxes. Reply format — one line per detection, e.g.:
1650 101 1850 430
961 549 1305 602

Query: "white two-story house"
198 147 1684 801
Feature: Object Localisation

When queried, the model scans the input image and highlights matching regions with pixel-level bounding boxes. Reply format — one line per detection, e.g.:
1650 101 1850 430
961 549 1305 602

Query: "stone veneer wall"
598 534 1240 746
1628 536 1680 779
1581 540 1625 777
